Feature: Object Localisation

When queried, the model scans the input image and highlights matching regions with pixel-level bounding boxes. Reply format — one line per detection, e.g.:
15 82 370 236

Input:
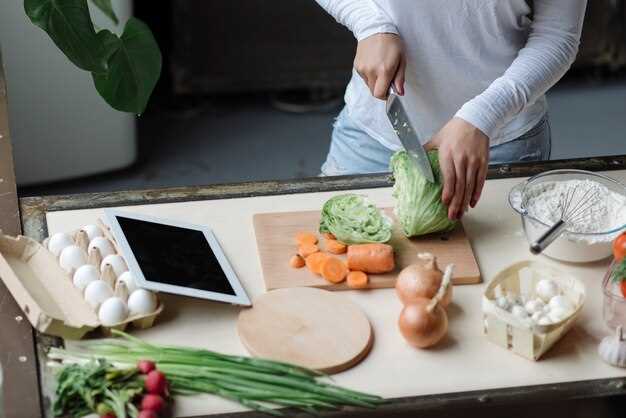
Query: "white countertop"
46 171 626 417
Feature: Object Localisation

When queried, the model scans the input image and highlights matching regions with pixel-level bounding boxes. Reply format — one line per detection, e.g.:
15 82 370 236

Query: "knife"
386 88 435 183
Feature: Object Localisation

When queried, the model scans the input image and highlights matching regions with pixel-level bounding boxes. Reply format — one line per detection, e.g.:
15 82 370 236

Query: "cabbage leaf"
319 194 392 244
391 150 458 236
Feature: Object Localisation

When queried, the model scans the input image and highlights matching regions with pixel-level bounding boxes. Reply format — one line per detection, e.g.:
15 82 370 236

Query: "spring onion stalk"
48 330 384 415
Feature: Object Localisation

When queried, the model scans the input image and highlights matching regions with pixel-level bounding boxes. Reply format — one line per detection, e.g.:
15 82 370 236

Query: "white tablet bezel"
104 209 251 306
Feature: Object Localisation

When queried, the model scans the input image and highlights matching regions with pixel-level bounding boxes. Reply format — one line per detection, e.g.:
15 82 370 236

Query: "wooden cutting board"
237 287 373 374
253 208 481 290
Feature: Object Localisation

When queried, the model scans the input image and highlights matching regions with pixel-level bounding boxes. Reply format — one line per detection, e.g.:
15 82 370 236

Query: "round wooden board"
237 287 373 374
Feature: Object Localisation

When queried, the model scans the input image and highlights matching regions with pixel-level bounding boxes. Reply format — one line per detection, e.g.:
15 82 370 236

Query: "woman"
316 0 587 219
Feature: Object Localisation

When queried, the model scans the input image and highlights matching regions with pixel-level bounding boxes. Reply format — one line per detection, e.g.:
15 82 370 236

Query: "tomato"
614 232 626 261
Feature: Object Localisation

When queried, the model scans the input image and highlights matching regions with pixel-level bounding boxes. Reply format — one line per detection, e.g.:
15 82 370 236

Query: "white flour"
511 179 626 243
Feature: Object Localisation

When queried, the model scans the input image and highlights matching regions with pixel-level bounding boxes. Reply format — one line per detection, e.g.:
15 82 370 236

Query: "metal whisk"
529 182 603 255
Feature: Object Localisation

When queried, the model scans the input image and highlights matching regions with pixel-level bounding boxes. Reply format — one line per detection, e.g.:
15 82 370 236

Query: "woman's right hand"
354 33 406 100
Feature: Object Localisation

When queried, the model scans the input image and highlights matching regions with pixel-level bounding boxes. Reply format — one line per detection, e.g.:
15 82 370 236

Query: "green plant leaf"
89 0 118 25
92 18 162 114
24 0 107 73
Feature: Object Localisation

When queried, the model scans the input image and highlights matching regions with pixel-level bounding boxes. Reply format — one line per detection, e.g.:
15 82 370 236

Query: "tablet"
104 209 251 306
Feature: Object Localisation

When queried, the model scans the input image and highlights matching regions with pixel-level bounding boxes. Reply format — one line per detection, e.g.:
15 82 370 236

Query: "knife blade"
386 90 435 183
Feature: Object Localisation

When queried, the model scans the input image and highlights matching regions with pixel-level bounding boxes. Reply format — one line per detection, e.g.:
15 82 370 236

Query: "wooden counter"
12 156 626 418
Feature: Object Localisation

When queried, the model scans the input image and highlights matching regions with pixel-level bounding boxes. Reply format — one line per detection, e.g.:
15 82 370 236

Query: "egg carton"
482 260 585 360
0 223 162 340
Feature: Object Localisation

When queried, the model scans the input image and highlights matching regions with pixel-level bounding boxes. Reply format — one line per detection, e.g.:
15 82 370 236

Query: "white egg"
549 306 573 323
496 296 510 310
81 224 104 241
542 304 552 314
535 279 560 302
73 265 100 291
59 245 87 273
48 233 74 257
531 311 544 322
88 237 115 258
511 305 529 318
100 254 128 278
98 297 128 326
549 295 574 311
84 280 114 310
127 289 158 316
537 316 553 325
525 299 545 315
117 271 138 294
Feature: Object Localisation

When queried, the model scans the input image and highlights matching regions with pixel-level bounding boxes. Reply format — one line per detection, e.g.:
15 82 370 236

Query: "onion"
398 265 454 348
395 253 452 308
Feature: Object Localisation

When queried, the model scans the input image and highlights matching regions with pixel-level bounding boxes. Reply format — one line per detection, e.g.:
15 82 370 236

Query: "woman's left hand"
426 117 489 220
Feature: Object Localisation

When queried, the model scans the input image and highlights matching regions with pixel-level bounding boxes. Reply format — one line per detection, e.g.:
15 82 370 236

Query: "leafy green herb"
611 258 626 283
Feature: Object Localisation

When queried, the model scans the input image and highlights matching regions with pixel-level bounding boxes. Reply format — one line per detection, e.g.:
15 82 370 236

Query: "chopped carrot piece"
306 252 330 275
322 232 336 240
295 232 318 246
347 271 369 289
289 255 305 269
321 257 348 284
298 243 319 258
347 243 395 274
325 239 347 255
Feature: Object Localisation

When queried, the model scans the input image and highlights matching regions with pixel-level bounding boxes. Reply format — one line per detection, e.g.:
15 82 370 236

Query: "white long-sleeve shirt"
316 0 587 149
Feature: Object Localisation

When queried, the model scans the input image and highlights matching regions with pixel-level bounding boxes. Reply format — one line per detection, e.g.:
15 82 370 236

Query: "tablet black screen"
116 216 236 295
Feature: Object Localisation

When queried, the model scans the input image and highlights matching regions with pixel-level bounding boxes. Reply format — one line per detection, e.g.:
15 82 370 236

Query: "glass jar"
603 260 626 330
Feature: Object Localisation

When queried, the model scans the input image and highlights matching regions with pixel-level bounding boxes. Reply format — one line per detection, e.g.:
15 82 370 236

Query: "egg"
127 289 158 316
88 237 116 258
59 245 87 273
84 280 114 310
525 299 545 315
549 306 572 323
511 305 529 318
98 297 128 326
542 304 552 314
73 265 100 291
81 224 104 241
100 254 128 278
531 311 544 322
537 316 553 325
535 279 560 302
47 233 74 257
549 295 574 312
117 271 138 294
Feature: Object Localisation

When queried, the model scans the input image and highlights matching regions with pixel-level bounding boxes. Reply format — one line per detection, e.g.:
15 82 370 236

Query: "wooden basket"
482 260 585 360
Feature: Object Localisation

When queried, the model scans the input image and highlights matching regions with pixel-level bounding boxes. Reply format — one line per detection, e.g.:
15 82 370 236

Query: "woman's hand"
354 33 406 99
426 118 490 220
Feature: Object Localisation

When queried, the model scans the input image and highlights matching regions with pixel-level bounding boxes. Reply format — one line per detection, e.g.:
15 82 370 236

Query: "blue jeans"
321 108 551 176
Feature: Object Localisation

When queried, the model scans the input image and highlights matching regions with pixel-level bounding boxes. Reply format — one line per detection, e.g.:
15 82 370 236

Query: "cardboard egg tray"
0 221 163 339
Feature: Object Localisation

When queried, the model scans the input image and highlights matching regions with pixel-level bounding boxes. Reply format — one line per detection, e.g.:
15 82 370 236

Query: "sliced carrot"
347 243 395 273
289 255 305 269
322 232 336 240
321 256 348 284
298 243 319 258
347 271 369 289
306 252 330 275
325 239 347 255
295 232 318 246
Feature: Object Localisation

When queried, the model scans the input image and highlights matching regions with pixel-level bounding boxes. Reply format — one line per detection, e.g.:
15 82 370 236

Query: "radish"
141 394 165 413
145 370 168 395
137 360 156 374
100 413 117 418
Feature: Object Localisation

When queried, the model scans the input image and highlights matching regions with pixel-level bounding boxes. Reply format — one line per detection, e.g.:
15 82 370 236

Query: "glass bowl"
508 170 626 263
603 260 626 330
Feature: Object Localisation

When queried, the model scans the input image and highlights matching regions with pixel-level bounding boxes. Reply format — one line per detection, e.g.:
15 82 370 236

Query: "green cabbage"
319 194 392 244
390 150 458 237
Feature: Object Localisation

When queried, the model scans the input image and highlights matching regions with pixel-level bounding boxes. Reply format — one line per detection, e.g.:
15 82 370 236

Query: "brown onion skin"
396 264 452 308
398 299 448 348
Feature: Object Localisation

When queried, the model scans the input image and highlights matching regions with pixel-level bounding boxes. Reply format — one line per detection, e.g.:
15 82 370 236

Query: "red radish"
141 394 165 412
137 360 156 374
137 411 158 418
145 370 168 395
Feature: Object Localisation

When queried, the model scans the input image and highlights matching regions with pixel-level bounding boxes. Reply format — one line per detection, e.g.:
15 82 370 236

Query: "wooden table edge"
14 154 626 418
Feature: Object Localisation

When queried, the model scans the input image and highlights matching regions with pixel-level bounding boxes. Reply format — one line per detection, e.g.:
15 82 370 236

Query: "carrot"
295 232 318 246
298 243 319 258
305 252 330 275
322 232 336 240
325 239 347 255
347 243 395 274
347 271 369 289
321 256 348 284
289 255 305 269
